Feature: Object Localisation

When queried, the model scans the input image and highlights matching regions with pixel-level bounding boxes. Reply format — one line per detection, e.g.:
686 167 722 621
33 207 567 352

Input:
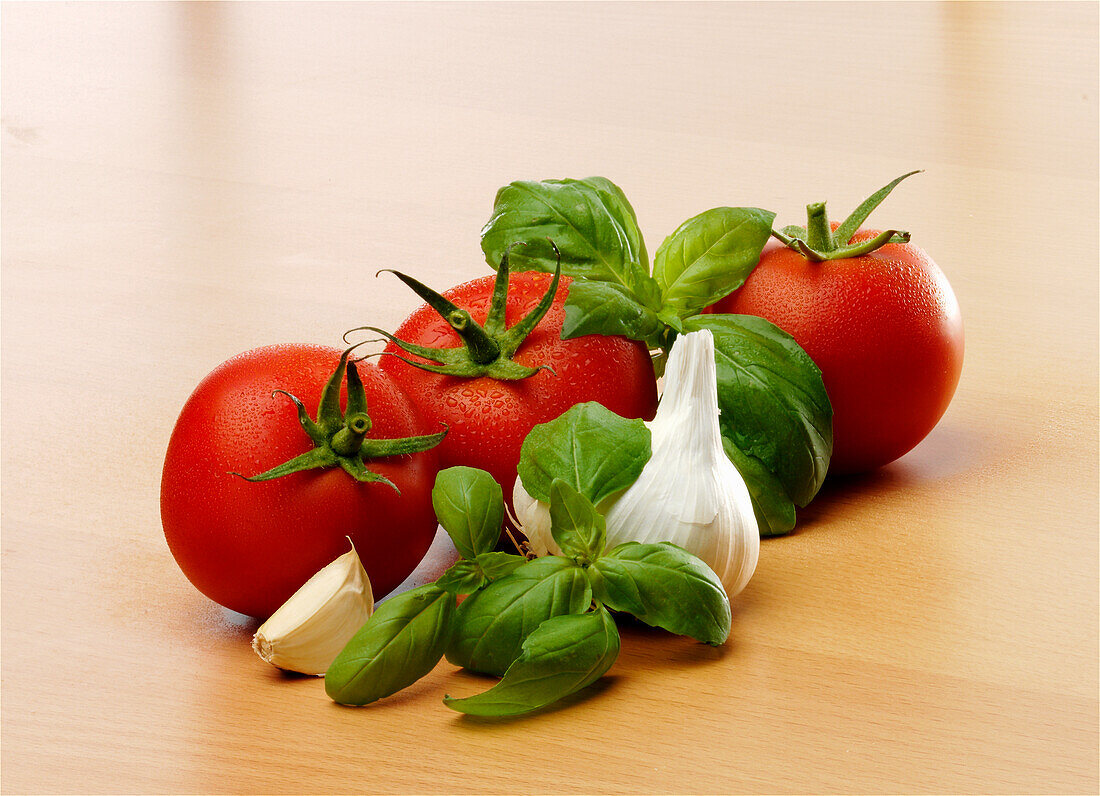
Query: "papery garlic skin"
252 543 374 675
603 329 759 596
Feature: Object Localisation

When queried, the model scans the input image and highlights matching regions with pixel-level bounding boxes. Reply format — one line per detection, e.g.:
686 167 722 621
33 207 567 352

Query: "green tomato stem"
804 202 835 254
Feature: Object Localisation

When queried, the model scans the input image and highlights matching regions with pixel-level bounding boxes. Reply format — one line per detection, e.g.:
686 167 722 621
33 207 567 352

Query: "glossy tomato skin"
711 231 963 474
161 344 439 618
381 272 658 502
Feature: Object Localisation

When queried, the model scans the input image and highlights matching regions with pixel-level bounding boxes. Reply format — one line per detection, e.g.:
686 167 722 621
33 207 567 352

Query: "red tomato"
711 229 963 474
381 272 658 502
161 344 440 618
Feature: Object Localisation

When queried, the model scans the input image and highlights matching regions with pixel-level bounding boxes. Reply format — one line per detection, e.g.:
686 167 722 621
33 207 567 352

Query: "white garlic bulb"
602 329 759 597
513 329 760 597
252 542 374 675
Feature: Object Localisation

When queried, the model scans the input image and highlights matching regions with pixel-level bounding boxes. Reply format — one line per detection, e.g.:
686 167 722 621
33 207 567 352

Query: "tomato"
161 344 442 618
711 227 963 474
378 270 658 504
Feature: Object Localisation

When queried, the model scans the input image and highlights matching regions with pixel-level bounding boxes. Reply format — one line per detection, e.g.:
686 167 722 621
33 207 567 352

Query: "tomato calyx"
353 244 562 381
232 345 447 491
769 170 921 262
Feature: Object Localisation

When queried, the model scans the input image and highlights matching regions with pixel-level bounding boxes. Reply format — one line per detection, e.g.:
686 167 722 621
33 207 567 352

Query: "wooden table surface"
2 2 1097 793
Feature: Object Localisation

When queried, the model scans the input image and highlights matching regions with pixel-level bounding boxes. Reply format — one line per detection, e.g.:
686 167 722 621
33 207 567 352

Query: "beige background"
2 2 1097 793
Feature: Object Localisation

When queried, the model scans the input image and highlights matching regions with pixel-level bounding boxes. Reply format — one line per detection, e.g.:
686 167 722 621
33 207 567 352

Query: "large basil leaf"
654 207 775 318
443 607 620 717
446 557 592 677
683 314 832 507
722 438 797 537
480 177 651 297
548 479 607 564
517 402 651 506
561 281 664 345
325 585 454 706
431 466 503 560
589 542 731 645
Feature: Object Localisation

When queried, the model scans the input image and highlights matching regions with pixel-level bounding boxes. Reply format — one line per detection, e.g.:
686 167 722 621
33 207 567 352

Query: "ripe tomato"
379 271 658 504
161 344 441 618
711 228 963 474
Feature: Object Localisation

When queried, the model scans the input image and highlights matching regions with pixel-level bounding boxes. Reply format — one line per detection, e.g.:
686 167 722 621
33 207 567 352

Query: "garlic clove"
252 542 374 676
512 477 559 557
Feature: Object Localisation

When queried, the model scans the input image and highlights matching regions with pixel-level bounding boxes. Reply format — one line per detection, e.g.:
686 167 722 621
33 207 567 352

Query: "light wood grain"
2 2 1097 793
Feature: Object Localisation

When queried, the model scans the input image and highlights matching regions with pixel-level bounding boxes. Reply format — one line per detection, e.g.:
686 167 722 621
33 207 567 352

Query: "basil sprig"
481 176 833 534
326 466 732 716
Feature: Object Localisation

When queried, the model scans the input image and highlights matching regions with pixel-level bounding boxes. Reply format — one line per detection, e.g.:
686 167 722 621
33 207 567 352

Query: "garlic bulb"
513 329 759 596
603 329 759 596
252 542 374 675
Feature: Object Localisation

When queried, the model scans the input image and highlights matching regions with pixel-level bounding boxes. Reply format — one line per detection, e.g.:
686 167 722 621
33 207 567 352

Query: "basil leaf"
432 466 503 559
548 479 607 564
325 585 454 706
722 438 796 537
481 177 650 296
561 281 664 345
654 207 775 319
590 542 731 645
443 607 620 717
683 314 832 507
475 551 527 581
517 402 651 505
435 559 487 596
446 557 592 676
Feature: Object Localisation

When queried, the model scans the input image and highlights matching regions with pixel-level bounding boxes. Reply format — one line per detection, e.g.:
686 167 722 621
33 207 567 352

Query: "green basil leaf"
435 559 487 596
443 606 620 717
481 177 650 296
654 207 775 318
325 585 454 706
683 314 832 506
722 438 796 537
517 402 651 506
561 281 663 345
590 542 731 645
446 557 592 676
548 479 607 564
475 551 527 582
432 466 503 559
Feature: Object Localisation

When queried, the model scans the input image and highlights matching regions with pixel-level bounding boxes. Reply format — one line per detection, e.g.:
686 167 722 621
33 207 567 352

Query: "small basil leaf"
325 585 454 706
432 466 504 559
481 177 649 295
722 437 796 537
548 479 607 564
475 551 527 582
654 207 775 318
517 402 651 506
446 557 592 677
561 281 663 345
683 314 832 507
590 542 731 645
435 559 487 596
443 606 620 717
